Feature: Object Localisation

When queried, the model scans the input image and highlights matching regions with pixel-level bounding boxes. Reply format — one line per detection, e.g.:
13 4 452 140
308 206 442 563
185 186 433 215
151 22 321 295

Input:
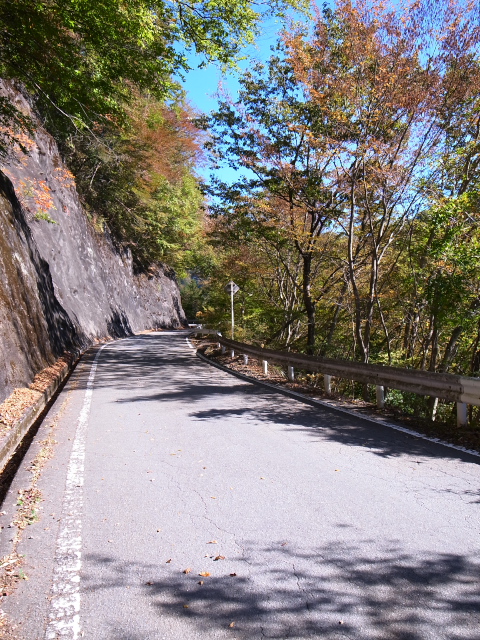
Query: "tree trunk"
302 252 315 355
321 281 347 356
427 318 439 419
438 326 463 372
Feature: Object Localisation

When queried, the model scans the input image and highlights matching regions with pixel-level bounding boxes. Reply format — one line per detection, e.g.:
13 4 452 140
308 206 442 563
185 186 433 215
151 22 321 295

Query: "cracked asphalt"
1 331 480 639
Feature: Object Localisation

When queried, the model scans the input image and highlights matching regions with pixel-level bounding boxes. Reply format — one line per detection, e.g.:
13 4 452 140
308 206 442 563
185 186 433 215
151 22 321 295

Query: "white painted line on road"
44 344 107 640
197 352 480 459
185 337 196 350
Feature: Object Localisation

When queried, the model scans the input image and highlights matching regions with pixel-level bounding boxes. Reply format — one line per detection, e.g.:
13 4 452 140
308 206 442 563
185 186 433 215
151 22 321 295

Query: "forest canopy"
0 0 307 272
196 0 480 424
0 0 308 153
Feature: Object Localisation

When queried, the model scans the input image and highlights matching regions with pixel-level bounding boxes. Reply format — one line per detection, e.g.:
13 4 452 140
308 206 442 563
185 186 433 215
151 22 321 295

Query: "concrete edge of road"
194 345 480 460
0 345 94 476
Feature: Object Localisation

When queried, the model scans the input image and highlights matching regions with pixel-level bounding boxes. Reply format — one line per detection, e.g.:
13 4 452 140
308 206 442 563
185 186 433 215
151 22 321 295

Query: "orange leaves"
127 94 204 190
53 167 75 189
14 178 56 217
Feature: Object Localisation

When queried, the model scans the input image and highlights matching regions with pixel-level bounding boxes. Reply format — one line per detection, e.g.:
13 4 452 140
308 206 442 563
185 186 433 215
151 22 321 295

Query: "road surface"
1 331 479 639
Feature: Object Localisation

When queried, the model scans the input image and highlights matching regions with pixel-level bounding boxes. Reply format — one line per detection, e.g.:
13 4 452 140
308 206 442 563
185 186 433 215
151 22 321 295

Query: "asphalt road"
1 331 479 639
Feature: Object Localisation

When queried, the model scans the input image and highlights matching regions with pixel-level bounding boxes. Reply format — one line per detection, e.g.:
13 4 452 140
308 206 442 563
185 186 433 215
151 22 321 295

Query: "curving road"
1 331 479 639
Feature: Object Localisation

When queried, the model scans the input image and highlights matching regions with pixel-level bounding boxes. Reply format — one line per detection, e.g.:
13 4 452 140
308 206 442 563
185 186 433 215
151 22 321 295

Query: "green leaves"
0 0 308 154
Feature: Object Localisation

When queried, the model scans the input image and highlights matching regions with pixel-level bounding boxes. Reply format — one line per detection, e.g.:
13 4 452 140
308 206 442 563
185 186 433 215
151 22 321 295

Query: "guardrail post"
262 360 268 375
230 349 235 358
221 345 226 355
376 385 385 409
217 342 221 349
243 354 248 365
324 374 332 395
288 365 294 382
457 402 468 427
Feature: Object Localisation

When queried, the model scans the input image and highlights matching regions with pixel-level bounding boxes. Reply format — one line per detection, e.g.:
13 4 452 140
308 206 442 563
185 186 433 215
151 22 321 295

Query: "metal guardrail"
192 328 480 427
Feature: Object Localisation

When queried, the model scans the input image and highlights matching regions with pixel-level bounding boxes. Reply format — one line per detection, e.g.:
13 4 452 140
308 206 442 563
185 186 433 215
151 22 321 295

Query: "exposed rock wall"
0 83 186 402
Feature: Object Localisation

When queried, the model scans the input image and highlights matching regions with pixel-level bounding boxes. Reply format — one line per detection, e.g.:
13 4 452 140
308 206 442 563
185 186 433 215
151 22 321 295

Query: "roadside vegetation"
189 0 480 427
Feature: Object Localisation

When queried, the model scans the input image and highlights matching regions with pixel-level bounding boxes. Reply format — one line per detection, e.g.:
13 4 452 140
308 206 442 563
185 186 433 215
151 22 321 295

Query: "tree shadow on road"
82 539 480 639
76 336 480 465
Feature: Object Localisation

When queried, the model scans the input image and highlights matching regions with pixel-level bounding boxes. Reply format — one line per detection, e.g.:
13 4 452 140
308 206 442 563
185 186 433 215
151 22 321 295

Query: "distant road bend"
1 331 479 639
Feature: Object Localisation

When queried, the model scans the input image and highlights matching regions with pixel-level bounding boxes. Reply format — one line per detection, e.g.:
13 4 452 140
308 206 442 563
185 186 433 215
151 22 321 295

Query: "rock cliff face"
0 83 186 403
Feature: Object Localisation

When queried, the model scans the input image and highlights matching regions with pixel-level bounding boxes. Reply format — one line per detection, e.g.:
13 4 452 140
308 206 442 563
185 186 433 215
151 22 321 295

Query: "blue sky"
178 16 302 182
181 16 289 115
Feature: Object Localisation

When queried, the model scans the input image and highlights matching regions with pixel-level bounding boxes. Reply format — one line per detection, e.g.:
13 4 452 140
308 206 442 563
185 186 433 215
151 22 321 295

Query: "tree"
285 0 480 363
203 49 345 353
63 93 208 270
0 0 308 156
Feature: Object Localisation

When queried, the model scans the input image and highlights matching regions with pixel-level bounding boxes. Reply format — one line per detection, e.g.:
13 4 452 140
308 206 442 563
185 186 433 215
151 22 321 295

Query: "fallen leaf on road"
214 555 225 561
210 496 217 499
198 572 210 577
198 580 204 585
207 540 218 544
229 573 237 577
183 568 192 574
165 559 171 563
183 604 189 609
229 622 236 628
146 581 153 585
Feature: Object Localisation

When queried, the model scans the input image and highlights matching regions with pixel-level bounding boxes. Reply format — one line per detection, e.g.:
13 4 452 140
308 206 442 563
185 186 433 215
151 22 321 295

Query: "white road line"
185 337 195 350
44 344 107 640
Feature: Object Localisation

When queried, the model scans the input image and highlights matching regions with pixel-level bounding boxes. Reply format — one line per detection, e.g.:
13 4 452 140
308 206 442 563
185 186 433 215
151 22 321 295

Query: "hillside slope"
0 83 185 402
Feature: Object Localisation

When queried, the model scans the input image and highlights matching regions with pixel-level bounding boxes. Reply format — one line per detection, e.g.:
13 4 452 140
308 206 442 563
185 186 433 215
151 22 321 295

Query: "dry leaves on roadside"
198 571 210 577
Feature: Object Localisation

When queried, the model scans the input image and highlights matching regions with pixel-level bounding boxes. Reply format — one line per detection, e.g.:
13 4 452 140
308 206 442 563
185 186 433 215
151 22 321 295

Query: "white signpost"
224 281 240 339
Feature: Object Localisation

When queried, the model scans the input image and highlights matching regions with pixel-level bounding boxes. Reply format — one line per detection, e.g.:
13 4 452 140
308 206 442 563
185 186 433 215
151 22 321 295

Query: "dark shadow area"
67 334 480 465
82 540 480 639
107 308 133 338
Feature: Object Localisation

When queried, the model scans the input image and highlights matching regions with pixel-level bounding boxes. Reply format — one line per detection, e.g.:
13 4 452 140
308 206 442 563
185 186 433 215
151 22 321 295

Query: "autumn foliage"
199 0 480 422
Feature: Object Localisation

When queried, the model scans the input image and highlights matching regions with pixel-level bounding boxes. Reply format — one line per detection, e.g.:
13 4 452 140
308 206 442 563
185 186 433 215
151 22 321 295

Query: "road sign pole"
231 286 234 339
224 281 239 341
